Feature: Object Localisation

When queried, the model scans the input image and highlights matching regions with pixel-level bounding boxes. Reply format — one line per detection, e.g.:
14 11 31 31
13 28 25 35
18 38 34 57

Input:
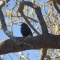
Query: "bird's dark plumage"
21 23 33 37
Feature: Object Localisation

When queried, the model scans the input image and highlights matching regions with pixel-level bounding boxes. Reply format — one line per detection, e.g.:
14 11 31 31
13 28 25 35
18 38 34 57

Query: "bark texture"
0 33 60 55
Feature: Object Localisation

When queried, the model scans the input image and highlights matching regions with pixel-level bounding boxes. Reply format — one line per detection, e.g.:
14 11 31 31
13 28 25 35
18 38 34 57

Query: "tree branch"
53 0 60 14
18 1 49 60
18 2 40 35
0 33 60 55
18 1 48 34
0 8 21 46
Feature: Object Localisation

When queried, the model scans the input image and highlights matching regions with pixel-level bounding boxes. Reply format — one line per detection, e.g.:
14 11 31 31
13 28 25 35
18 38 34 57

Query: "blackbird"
21 23 33 37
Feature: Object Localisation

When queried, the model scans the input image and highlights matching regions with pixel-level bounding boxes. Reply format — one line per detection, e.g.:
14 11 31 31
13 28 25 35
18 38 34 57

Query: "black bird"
21 23 33 37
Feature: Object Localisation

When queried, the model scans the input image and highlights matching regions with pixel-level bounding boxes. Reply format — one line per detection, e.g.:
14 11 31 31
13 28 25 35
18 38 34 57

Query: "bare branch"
55 0 60 5
53 0 60 14
18 1 40 35
0 0 10 7
0 33 60 54
18 1 49 60
18 1 48 34
0 6 20 46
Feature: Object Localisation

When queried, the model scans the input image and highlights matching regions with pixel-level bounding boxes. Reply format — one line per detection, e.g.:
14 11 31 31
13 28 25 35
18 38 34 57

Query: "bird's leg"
20 34 32 46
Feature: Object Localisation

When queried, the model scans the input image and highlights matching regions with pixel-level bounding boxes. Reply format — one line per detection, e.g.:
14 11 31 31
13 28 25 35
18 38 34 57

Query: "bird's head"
21 23 28 27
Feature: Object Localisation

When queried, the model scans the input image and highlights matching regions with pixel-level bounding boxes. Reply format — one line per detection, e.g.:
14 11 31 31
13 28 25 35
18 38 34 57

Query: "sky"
0 0 48 60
